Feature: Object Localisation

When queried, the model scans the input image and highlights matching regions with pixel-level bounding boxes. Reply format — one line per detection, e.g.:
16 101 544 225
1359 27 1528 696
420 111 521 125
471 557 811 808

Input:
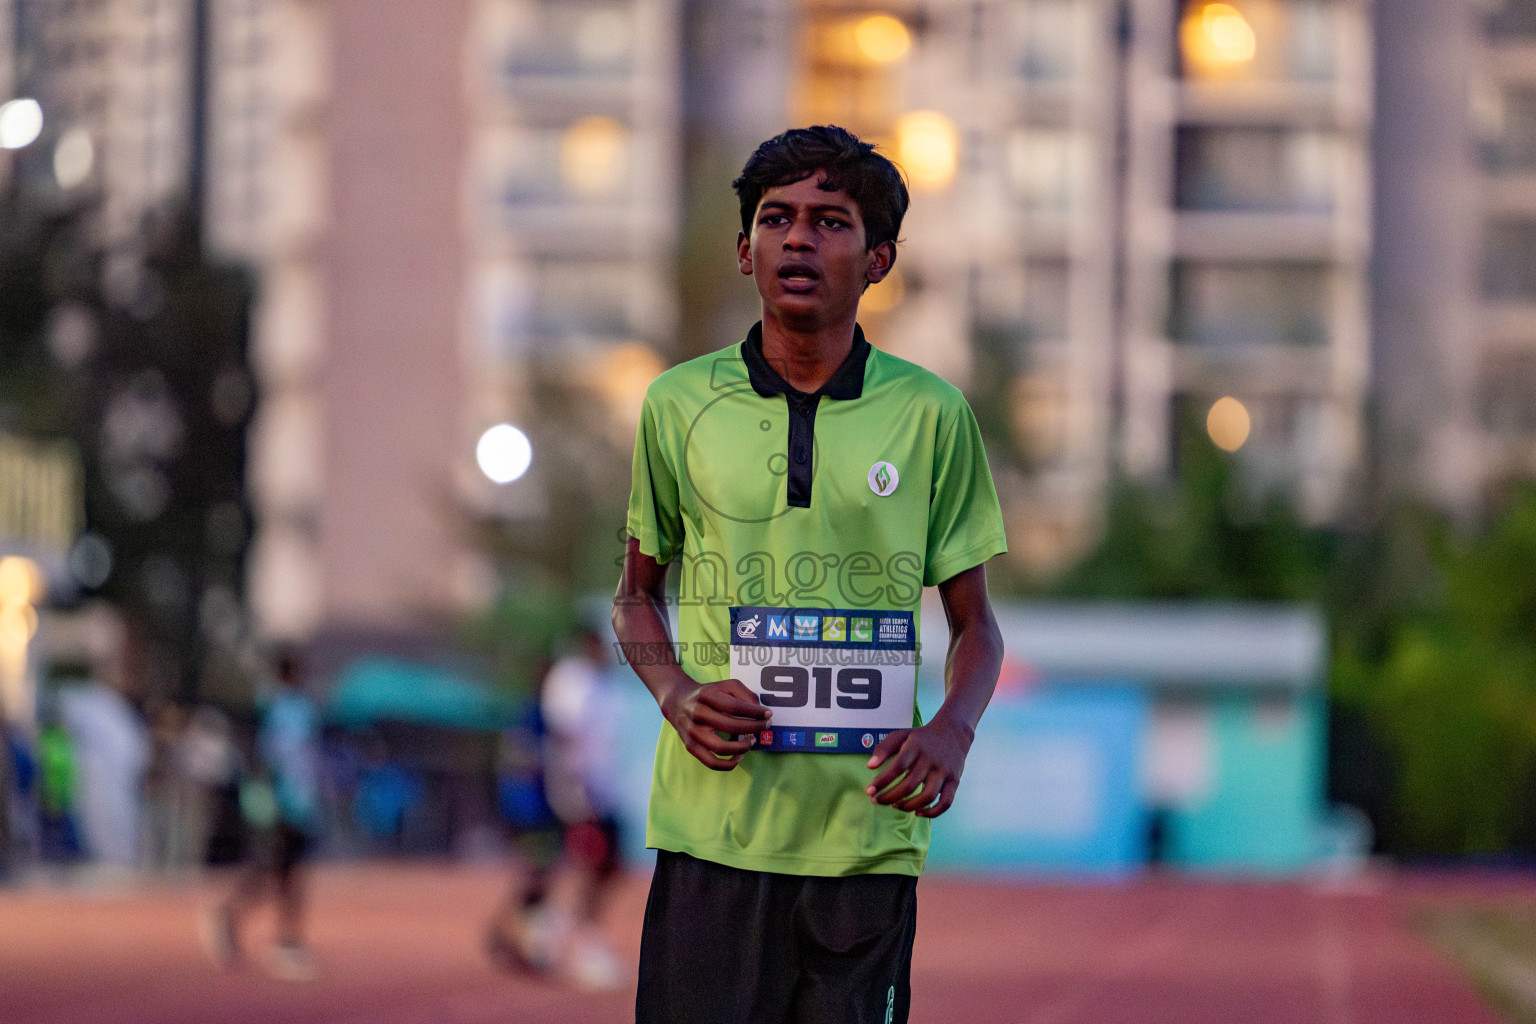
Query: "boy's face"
737 172 896 332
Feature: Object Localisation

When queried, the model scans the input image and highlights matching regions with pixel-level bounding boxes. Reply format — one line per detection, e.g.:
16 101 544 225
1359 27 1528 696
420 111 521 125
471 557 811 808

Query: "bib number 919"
759 667 882 710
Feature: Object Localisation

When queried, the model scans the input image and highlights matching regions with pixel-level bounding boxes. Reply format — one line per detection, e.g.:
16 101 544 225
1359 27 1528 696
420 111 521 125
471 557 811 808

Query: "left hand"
864 716 975 818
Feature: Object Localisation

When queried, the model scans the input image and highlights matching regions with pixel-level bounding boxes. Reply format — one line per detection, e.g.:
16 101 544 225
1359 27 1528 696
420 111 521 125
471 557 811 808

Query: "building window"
1009 1 1083 82
1479 86 1536 173
978 261 1070 343
1479 350 1536 433
1175 126 1335 212
501 1 634 79
1488 0 1536 38
1169 261 1330 347
1006 129 1088 211
1483 219 1536 300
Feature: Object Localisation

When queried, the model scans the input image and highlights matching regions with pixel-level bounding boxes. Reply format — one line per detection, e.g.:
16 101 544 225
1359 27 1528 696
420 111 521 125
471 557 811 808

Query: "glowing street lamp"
477 424 532 484
0 98 43 150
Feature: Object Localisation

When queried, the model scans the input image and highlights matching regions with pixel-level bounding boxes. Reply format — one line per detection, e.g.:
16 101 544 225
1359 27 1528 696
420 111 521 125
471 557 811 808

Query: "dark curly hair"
732 125 909 251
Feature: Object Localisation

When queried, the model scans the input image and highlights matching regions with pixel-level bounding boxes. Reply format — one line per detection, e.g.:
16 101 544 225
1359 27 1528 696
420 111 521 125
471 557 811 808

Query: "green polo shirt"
625 323 1007 876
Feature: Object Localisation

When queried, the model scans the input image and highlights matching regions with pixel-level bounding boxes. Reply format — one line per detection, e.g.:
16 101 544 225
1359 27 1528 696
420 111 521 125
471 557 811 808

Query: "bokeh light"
560 115 630 198
1182 3 1257 77
53 127 94 189
0 98 43 149
476 423 532 484
1207 396 1252 452
896 110 958 191
854 15 911 64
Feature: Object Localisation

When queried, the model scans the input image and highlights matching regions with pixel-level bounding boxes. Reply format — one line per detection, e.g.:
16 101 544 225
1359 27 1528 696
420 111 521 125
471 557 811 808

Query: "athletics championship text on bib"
728 606 918 754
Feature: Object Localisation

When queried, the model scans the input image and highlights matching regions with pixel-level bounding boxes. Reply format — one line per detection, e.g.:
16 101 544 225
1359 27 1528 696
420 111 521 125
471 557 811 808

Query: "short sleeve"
925 397 1008 586
626 391 684 564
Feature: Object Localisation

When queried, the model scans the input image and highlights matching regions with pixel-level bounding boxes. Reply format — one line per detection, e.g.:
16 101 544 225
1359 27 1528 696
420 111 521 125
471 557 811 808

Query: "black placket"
742 322 870 509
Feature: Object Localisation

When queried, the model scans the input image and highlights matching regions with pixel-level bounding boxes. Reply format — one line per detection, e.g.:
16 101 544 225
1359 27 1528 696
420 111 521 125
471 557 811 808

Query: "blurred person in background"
140 701 189 875
0 719 34 879
176 706 239 869
58 671 149 873
35 708 81 863
487 628 625 990
203 649 321 981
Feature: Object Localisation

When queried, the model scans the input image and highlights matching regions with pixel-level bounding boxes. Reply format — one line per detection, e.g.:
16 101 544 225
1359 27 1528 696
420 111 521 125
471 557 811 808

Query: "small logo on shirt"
736 614 761 639
793 614 820 640
868 461 899 497
821 617 846 642
815 732 838 748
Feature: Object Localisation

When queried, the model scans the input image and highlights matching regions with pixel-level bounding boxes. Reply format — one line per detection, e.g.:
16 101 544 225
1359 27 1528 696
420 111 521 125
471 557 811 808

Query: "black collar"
741 322 870 400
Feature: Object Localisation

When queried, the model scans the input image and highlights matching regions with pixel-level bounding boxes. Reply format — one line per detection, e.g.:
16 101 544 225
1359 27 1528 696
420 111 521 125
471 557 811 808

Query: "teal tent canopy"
327 657 519 731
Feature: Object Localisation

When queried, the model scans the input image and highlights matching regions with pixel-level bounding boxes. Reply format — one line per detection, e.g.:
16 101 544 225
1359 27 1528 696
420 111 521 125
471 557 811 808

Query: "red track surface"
0 863 1520 1024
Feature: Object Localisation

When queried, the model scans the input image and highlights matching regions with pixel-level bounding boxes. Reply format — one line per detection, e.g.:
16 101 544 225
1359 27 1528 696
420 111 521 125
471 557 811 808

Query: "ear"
738 231 753 277
865 240 897 285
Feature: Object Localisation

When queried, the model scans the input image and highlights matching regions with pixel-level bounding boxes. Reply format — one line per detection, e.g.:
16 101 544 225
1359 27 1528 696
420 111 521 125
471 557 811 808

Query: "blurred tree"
1051 416 1331 602
77 207 257 701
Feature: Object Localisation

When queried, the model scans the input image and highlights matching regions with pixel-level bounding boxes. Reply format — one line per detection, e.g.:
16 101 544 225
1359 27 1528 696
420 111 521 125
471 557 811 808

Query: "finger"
867 742 920 795
874 757 932 806
866 729 910 769
691 724 755 757
691 703 769 734
685 735 747 770
698 686 772 722
895 770 947 812
916 777 959 819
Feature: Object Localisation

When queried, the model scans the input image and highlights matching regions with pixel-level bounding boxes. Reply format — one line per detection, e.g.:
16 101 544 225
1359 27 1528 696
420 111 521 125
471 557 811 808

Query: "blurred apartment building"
3 0 1377 638
1375 0 1536 515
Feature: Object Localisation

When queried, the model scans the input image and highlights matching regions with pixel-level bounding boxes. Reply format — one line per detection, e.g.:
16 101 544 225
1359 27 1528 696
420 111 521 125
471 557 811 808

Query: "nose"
783 213 815 251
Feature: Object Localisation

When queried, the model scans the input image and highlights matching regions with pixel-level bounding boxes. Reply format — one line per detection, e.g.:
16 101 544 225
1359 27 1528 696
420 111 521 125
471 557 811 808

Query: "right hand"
660 678 770 771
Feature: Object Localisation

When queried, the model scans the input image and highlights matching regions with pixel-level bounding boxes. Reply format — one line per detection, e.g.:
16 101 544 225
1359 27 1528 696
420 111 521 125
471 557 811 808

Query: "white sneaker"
263 942 318 982
562 932 624 992
517 905 571 974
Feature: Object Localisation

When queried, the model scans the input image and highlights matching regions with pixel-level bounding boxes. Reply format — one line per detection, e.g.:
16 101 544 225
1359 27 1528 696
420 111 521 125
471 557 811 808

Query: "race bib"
729 606 918 754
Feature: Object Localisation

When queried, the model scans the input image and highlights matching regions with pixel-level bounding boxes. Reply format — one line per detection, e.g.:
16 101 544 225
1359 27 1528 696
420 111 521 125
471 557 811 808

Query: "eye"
818 217 848 229
759 213 789 227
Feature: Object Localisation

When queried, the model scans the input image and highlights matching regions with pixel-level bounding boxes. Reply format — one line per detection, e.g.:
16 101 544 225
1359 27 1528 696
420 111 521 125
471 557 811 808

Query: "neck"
759 309 857 392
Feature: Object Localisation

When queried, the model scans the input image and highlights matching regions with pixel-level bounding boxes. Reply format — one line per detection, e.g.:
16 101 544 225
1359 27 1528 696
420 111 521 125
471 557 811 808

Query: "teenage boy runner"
614 125 1006 1024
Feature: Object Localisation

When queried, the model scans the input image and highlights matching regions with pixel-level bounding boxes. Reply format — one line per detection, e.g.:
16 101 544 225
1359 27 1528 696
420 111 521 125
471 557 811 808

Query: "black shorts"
637 851 916 1024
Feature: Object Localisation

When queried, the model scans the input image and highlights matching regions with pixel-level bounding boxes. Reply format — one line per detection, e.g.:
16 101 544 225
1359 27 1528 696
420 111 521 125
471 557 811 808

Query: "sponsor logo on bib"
868 461 899 496
793 614 820 640
821 617 846 642
815 732 838 747
850 617 873 642
861 732 874 749
736 614 761 639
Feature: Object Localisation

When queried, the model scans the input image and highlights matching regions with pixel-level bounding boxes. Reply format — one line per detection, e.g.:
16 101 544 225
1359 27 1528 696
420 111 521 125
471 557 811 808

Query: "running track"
0 864 1518 1024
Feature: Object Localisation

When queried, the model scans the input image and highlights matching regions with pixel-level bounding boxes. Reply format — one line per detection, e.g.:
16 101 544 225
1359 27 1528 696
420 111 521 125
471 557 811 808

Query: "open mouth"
778 261 821 290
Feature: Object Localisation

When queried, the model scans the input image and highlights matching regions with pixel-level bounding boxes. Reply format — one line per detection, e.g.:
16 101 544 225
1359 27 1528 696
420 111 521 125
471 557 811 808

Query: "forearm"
931 571 1004 741
611 586 695 718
